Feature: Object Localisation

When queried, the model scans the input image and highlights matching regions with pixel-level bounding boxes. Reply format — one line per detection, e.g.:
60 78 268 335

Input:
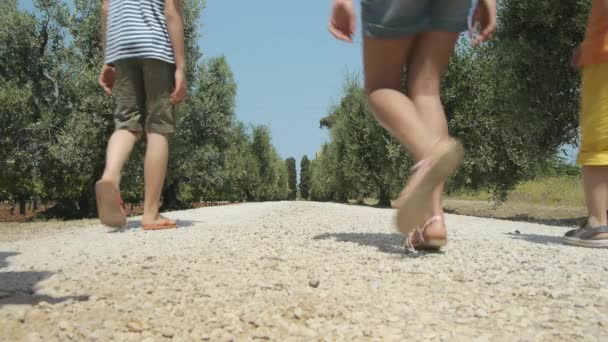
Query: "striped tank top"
104 0 175 65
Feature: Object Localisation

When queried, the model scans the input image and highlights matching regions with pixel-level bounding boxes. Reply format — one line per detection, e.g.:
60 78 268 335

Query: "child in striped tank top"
96 0 186 230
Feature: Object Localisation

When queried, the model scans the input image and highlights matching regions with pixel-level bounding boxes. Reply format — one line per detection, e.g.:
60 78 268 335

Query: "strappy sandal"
563 224 608 248
396 138 464 235
404 215 448 251
95 180 127 228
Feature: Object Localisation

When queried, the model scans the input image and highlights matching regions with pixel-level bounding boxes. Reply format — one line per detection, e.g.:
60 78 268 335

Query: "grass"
449 176 584 207
359 176 586 227
445 176 586 227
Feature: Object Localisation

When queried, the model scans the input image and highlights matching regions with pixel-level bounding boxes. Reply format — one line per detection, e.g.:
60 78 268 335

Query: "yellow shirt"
580 0 608 66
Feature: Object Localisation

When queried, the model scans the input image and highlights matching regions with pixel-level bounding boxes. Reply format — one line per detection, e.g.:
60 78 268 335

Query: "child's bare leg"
100 129 140 189
406 32 460 236
142 132 172 225
584 166 608 227
363 37 436 160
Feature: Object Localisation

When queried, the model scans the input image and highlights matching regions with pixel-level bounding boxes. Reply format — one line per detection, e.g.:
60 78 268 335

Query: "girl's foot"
404 216 448 250
563 220 608 248
395 138 464 235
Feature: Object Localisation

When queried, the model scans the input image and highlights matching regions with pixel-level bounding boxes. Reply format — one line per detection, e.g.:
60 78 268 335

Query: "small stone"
127 321 143 332
37 301 51 309
175 310 185 317
294 307 304 319
88 330 104 341
26 332 42 342
515 230 521 234
161 328 175 338
58 320 71 331
103 320 117 329
308 279 320 288
475 309 489 318
221 334 234 342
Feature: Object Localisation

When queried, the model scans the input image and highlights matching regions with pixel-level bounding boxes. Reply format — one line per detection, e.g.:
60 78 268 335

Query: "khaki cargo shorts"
113 58 176 134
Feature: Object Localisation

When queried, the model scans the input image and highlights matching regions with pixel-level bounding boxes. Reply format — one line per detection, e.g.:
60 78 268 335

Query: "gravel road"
0 201 607 341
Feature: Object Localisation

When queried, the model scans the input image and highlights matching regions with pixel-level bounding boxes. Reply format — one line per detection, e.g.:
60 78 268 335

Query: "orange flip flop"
142 218 178 231
95 180 127 228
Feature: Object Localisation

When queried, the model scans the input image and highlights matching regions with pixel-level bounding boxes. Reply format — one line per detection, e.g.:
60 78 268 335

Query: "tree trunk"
377 186 392 208
160 181 187 211
19 198 26 216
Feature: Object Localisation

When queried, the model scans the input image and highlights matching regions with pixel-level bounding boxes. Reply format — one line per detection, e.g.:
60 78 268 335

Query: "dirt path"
0 202 606 341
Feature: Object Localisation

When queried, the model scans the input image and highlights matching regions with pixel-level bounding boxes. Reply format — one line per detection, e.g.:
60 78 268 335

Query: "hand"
469 0 497 45
329 0 356 43
571 45 582 70
98 64 116 95
171 68 187 105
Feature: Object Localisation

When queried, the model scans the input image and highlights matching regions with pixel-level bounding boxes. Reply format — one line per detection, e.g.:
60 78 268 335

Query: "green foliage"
443 0 589 200
310 75 409 206
286 157 297 200
249 126 289 201
310 0 590 204
0 0 287 218
299 155 311 200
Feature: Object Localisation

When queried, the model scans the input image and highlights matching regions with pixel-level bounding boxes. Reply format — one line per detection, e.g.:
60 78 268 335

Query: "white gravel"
0 201 607 341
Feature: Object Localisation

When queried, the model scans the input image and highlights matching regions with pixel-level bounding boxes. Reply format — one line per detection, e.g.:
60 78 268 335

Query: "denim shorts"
361 0 478 38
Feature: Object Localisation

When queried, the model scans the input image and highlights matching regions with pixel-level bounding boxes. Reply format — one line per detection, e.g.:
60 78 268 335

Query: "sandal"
95 180 127 228
142 217 178 230
565 210 608 237
404 215 448 251
396 138 464 235
563 224 608 248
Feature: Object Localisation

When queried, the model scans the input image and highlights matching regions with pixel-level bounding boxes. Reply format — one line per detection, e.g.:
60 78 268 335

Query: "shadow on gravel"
107 218 202 233
505 232 565 246
0 251 89 307
498 215 586 228
314 232 442 257
444 208 586 228
0 252 18 269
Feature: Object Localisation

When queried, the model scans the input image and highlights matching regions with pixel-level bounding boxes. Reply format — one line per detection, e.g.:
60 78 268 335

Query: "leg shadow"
107 218 203 233
314 232 442 257
0 252 19 270
505 232 565 246
0 251 89 307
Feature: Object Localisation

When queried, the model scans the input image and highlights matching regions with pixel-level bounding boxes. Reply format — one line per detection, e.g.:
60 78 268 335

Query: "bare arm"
101 0 109 53
329 0 356 43
165 0 185 71
99 0 115 95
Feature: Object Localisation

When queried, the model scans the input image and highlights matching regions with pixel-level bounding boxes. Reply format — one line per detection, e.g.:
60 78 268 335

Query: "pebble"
308 279 320 288
475 309 489 318
58 320 71 331
294 307 304 319
127 321 143 332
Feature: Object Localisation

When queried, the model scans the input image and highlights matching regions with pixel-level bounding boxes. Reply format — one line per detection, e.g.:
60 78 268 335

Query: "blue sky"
200 1 363 161
19 0 363 161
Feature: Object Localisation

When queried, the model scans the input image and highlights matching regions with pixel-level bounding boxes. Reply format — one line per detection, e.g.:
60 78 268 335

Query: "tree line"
0 0 298 218
1 0 590 217
305 0 589 205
